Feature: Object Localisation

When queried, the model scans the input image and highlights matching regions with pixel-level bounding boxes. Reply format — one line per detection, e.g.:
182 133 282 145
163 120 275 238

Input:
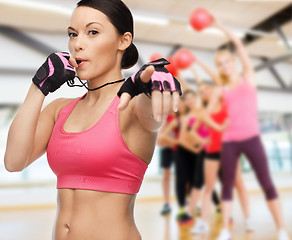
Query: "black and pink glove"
32 52 75 96
117 58 182 99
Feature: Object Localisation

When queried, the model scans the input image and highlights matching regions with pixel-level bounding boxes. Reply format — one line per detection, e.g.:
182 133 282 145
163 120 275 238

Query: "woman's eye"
68 32 77 38
89 30 99 36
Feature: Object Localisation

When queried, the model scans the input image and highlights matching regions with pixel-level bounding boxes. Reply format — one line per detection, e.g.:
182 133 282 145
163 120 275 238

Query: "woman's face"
183 93 197 109
178 100 186 114
215 53 236 78
198 84 211 103
68 6 127 80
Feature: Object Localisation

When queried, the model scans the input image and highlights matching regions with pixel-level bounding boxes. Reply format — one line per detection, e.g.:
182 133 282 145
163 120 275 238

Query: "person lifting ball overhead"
188 8 289 240
4 1 181 240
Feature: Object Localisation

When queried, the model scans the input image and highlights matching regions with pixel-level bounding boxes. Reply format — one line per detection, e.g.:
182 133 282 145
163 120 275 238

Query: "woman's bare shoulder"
43 97 78 123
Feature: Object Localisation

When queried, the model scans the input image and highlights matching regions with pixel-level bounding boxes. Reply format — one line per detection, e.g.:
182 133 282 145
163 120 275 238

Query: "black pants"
174 147 221 207
174 147 204 207
160 147 173 168
193 150 220 206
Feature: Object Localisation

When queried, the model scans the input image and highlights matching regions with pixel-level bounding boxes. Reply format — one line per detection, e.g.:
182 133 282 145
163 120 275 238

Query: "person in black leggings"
162 92 220 225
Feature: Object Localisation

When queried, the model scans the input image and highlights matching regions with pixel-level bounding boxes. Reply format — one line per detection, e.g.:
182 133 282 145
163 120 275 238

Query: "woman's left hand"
117 58 182 122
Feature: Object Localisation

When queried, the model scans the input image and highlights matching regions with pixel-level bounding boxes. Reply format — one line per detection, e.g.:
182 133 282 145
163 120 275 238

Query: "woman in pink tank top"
198 18 289 240
187 67 252 236
4 1 181 240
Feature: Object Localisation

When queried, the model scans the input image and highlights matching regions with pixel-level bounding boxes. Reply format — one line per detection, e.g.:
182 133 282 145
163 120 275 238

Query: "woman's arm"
193 58 221 86
5 53 79 172
158 119 179 148
179 140 202 154
176 73 191 92
178 116 202 153
213 20 255 85
201 110 227 132
157 119 168 146
190 65 202 85
119 66 180 133
206 88 222 113
4 84 62 172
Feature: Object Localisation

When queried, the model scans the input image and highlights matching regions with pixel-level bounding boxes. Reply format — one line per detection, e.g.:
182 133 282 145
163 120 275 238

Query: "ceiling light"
187 26 245 38
277 39 292 46
0 0 72 16
133 14 169 26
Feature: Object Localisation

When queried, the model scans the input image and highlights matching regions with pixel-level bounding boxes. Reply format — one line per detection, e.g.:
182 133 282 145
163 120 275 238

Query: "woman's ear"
119 32 132 51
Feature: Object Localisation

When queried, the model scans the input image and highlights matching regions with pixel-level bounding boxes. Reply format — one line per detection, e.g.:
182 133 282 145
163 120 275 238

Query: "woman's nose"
74 35 85 52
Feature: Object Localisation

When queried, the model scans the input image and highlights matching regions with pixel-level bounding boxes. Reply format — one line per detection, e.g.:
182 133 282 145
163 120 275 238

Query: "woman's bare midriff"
53 189 141 240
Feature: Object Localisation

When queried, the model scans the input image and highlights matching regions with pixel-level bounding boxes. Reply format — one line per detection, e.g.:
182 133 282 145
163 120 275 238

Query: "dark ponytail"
121 43 138 69
77 0 139 69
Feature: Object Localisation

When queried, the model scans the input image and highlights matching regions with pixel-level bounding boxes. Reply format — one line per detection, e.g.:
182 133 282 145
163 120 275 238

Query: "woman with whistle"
4 0 181 239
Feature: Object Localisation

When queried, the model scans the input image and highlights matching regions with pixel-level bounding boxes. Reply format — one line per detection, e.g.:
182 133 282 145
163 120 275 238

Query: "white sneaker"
216 229 231 240
278 230 290 240
245 218 254 232
191 218 209 234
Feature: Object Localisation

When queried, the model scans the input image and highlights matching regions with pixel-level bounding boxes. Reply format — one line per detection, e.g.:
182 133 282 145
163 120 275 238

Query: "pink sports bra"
188 117 210 138
47 94 148 194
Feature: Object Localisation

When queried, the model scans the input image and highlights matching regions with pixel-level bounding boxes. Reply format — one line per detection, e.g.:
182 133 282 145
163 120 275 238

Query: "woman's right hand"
32 52 76 96
196 137 210 148
221 119 230 132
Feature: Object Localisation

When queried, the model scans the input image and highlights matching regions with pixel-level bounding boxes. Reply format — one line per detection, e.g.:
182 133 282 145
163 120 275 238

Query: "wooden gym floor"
0 191 291 240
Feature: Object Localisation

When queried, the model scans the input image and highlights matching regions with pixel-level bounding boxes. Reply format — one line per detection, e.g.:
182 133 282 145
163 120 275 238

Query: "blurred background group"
0 0 291 240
